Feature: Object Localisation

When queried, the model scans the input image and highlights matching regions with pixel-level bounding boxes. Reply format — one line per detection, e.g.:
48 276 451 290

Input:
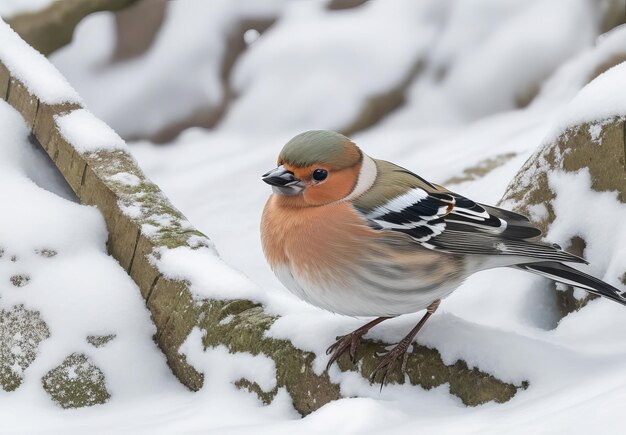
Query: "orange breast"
261 195 376 283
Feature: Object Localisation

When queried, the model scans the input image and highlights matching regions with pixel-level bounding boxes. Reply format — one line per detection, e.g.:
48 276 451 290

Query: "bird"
260 130 626 384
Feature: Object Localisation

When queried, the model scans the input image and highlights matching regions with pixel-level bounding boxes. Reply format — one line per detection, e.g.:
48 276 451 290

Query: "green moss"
83 149 212 250
9 274 30 287
0 304 50 391
86 334 116 348
234 378 278 405
42 353 110 408
334 339 518 406
194 298 519 415
195 299 338 415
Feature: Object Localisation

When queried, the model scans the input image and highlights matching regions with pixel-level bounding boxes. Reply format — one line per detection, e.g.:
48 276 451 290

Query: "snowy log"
0 24 521 412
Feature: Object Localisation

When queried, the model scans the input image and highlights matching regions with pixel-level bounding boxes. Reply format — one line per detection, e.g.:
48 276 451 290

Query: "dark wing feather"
360 187 511 244
360 187 453 242
356 175 582 263
516 262 626 305
480 203 542 239
431 230 585 263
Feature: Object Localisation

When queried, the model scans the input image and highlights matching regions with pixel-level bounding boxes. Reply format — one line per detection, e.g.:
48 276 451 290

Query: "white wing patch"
366 187 428 218
361 187 451 243
359 187 510 247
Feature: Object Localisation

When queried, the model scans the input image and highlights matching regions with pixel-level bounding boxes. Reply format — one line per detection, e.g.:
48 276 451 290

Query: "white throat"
345 153 377 201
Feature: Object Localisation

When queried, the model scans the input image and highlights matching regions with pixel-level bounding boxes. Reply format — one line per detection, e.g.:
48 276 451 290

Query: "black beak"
262 166 303 195
262 166 300 187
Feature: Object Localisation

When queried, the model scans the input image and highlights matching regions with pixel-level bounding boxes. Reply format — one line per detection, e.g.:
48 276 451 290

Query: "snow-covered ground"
2 0 626 433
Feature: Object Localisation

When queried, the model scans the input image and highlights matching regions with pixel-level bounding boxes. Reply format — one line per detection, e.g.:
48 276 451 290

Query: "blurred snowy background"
47 0 626 295
1 0 626 433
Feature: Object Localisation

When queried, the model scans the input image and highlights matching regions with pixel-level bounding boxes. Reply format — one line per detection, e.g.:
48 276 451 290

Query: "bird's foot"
370 339 411 388
326 330 366 371
370 300 440 388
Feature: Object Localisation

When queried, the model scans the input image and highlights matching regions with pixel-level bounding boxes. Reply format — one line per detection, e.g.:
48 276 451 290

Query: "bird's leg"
326 316 391 371
371 299 441 387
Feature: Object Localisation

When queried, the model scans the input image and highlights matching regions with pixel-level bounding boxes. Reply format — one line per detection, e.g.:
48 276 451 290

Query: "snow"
49 0 286 139
547 169 626 286
55 109 127 154
150 246 262 303
0 99 179 427
536 23 626 108
117 203 142 219
0 19 81 104
108 172 141 187
539 25 626 142
554 61 626 131
220 0 438 136
381 0 601 128
243 28 261 45
588 122 603 142
526 203 549 223
3 0 626 433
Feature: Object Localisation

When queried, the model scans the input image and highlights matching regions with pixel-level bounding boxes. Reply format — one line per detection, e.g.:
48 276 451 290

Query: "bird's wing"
432 182 542 240
353 160 584 263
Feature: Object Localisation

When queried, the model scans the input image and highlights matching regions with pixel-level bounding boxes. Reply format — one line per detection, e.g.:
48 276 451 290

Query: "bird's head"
262 130 370 206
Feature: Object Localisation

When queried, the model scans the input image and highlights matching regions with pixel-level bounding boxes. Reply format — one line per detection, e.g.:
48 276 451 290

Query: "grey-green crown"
278 130 361 169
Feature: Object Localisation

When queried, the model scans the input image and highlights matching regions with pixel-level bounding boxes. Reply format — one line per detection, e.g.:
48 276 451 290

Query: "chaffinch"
260 130 625 383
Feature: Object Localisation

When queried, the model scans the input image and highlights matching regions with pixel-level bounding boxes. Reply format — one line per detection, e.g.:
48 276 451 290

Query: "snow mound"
0 19 81 104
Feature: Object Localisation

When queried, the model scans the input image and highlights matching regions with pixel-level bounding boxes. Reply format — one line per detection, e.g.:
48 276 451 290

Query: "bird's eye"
312 169 328 182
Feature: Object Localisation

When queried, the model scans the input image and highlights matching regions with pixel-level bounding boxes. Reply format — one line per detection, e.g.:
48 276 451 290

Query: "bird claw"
370 342 409 389
325 332 365 371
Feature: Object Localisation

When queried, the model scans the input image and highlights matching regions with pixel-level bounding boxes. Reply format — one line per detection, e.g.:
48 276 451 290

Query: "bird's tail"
515 261 626 307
